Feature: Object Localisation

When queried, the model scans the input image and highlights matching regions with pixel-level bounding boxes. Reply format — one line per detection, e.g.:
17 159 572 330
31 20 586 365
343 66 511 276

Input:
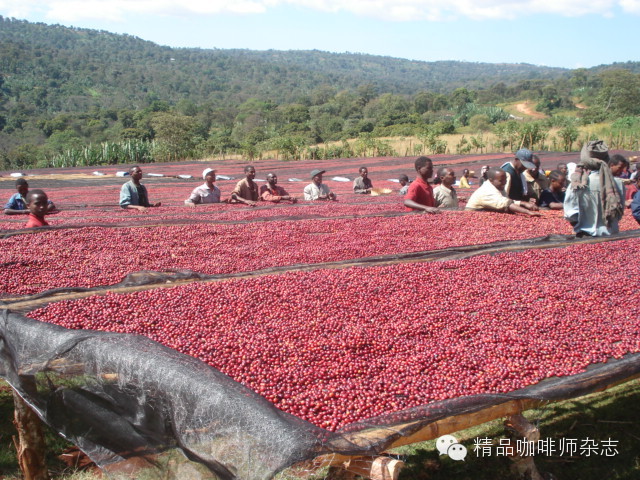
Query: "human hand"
422 206 440 214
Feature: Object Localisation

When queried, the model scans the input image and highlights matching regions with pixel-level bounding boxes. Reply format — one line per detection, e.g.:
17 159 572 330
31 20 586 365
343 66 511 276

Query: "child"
4 178 56 215
433 167 459 208
398 174 410 195
403 156 438 213
538 170 566 210
25 189 51 228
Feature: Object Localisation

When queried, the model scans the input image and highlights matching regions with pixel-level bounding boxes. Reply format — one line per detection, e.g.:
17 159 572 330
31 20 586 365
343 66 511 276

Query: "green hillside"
1 16 640 169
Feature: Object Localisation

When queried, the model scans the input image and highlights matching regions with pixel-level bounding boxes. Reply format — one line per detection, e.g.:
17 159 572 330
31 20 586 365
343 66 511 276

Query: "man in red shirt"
404 156 439 213
260 173 297 203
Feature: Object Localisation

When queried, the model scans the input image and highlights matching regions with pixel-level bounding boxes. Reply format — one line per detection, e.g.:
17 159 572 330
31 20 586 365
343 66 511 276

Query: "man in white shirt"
185 168 222 206
304 169 337 201
466 168 539 216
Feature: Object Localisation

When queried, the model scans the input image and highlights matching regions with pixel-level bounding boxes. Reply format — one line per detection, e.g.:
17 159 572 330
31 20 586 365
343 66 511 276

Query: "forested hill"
3 16 640 171
1 16 569 112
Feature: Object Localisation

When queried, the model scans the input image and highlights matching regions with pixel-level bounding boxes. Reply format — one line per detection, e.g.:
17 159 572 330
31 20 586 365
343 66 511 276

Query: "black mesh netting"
2 308 640 480
2 231 640 479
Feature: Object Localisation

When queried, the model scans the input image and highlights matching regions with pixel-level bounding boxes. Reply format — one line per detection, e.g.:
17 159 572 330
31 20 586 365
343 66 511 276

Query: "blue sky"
1 0 639 69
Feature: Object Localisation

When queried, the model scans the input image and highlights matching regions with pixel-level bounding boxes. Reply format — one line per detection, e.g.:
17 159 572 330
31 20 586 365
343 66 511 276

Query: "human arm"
4 208 29 215
231 193 257 206
508 202 541 216
404 198 439 213
538 190 563 210
4 194 29 215
185 187 202 207
545 201 563 210
316 184 336 200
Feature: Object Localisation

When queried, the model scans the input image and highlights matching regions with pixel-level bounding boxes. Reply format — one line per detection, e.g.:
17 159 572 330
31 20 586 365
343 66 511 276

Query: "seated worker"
459 169 471 188
564 140 624 236
398 174 410 195
538 170 567 210
304 169 337 201
353 167 373 194
466 167 540 216
523 155 549 204
433 167 459 208
231 165 259 206
501 148 537 201
120 166 161 211
260 173 297 203
24 189 52 228
404 156 438 214
185 168 221 206
4 178 56 215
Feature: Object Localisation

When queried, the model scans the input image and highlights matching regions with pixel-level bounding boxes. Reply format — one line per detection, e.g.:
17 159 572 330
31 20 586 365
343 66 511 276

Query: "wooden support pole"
327 456 404 480
345 456 404 480
504 414 543 480
12 389 50 480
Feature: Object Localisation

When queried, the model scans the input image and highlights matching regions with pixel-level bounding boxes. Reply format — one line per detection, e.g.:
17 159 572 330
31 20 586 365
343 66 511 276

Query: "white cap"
203 168 216 180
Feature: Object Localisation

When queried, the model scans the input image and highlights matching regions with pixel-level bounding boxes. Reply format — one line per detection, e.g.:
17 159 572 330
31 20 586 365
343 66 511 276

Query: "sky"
1 0 639 69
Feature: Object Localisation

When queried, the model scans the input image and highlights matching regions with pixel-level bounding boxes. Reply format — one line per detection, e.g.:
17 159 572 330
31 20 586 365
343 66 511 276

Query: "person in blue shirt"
4 178 56 215
119 166 161 211
631 188 640 225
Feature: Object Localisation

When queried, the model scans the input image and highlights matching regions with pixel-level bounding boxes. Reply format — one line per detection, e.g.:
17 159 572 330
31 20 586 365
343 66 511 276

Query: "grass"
389 379 640 480
2 379 640 479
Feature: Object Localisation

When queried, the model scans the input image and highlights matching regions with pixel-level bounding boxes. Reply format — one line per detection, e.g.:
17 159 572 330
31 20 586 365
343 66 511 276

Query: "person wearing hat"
564 140 624 236
522 154 549 204
304 169 337 201
231 165 259 206
260 173 297 203
185 168 222 206
501 148 539 203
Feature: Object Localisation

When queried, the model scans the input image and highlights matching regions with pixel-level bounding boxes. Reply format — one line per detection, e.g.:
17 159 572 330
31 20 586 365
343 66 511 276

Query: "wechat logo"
436 435 468 461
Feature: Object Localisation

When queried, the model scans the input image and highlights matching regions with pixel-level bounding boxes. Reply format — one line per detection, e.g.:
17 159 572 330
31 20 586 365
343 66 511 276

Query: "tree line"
1 16 640 169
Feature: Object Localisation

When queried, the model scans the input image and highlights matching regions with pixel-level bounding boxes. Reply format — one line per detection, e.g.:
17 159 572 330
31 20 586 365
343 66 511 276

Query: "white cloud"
619 0 640 13
0 0 633 22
